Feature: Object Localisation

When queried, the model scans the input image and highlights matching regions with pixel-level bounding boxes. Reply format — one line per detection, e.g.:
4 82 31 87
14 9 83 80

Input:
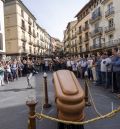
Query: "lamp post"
43 73 51 108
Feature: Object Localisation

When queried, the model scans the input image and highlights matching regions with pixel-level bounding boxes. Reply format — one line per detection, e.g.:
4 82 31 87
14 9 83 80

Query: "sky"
23 0 89 41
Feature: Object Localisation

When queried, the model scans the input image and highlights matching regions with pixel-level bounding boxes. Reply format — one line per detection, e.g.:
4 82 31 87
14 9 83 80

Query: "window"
34 48 35 54
85 32 89 39
93 37 101 46
22 31 25 38
28 17 32 25
92 7 101 19
108 18 114 27
0 33 3 50
22 42 26 52
79 26 82 33
21 9 24 17
79 36 82 43
21 20 25 28
109 34 114 41
84 21 89 30
28 26 31 34
95 22 99 29
85 21 88 27
108 2 113 10
29 35 31 42
37 33 39 37
80 46 82 52
29 47 32 53
86 44 89 51
33 22 35 27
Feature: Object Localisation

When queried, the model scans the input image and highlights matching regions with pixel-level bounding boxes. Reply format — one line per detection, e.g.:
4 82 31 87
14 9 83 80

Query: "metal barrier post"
43 73 51 108
84 72 91 106
26 100 37 129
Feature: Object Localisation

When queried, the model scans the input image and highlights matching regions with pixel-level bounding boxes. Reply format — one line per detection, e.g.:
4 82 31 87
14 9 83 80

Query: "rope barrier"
30 75 120 126
34 106 120 125
85 78 102 116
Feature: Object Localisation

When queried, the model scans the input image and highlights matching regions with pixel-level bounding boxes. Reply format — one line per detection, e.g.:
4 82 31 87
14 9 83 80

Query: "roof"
75 0 91 17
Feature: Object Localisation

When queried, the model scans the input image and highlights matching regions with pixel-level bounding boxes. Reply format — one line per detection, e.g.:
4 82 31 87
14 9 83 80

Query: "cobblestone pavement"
0 72 120 129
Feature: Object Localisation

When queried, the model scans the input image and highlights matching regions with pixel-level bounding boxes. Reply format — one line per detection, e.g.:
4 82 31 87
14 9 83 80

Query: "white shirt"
7 65 11 73
81 60 87 67
87 59 93 68
101 59 107 72
45 61 48 67
67 60 71 67
72 63 77 71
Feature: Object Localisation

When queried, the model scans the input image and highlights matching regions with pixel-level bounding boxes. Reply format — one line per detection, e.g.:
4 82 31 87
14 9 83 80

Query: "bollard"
26 100 37 129
84 72 91 106
43 73 51 108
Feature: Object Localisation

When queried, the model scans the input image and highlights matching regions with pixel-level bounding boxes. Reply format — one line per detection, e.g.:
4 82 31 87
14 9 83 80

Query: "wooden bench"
53 70 85 122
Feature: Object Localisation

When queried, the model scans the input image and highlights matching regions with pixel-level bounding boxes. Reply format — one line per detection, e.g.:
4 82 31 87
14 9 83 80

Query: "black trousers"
116 71 120 93
113 72 120 93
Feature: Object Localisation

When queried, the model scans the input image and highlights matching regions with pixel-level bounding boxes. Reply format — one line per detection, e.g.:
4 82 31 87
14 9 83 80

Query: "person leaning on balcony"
111 47 120 95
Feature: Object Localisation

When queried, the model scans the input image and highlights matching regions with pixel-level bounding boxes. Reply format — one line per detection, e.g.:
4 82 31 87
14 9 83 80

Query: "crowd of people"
0 47 120 97
40 47 120 97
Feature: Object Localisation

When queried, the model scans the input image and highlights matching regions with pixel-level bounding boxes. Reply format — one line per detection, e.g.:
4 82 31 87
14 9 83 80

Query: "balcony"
105 7 115 18
72 34 76 39
28 31 32 35
77 30 82 35
33 32 36 38
33 44 37 47
21 36 27 42
22 47 27 53
29 41 33 45
104 24 115 33
101 0 110 4
71 43 76 47
28 18 32 25
83 25 89 31
40 38 45 42
86 47 90 52
89 13 102 24
90 44 102 50
78 40 82 45
84 37 89 42
82 48 86 52
21 26 26 31
103 38 120 48
90 27 103 38
37 43 40 47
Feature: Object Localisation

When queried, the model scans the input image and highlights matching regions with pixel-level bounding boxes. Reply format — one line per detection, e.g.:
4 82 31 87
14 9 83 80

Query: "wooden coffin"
53 70 85 121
